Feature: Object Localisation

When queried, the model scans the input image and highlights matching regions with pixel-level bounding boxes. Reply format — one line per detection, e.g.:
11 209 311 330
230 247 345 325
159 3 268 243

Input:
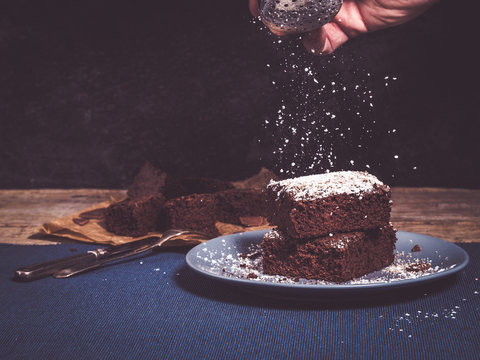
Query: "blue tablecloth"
1 242 479 360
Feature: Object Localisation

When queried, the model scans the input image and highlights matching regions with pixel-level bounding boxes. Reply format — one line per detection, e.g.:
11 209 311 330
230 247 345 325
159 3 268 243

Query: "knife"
53 229 209 278
14 237 159 282
53 240 162 278
14 229 208 281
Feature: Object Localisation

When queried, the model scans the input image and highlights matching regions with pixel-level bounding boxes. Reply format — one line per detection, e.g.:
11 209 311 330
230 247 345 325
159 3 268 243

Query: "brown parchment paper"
37 168 277 247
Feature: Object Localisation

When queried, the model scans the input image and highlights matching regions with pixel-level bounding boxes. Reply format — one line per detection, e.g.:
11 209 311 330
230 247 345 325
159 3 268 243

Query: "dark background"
0 0 479 189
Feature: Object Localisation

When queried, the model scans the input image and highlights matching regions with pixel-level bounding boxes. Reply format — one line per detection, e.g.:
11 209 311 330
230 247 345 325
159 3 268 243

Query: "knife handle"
14 251 100 282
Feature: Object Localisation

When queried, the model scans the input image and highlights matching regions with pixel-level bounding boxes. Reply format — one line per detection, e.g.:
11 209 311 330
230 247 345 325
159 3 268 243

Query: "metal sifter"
259 0 343 35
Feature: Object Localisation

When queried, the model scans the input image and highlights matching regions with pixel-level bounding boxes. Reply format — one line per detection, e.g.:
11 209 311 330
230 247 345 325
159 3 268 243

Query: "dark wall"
0 0 479 189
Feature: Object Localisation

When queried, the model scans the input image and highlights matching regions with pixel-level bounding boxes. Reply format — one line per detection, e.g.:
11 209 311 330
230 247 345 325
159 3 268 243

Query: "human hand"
249 0 438 54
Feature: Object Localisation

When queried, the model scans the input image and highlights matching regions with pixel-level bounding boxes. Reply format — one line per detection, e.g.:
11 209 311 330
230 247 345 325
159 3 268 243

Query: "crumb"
247 273 258 279
239 263 247 268
411 244 422 252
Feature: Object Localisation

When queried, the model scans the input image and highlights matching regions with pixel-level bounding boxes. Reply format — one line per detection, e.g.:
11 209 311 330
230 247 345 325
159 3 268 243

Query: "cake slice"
261 225 397 283
164 193 218 236
265 171 391 239
214 188 266 225
163 188 268 235
104 195 165 237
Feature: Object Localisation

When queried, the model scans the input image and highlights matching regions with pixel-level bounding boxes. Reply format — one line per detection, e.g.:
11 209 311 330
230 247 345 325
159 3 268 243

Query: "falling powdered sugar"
250 18 414 179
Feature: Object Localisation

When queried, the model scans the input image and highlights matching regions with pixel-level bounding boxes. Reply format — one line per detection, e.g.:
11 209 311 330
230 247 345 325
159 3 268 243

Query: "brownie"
163 188 267 235
164 176 234 200
261 225 397 283
127 162 167 199
265 171 391 239
214 188 266 225
164 193 218 236
104 195 165 237
107 162 269 237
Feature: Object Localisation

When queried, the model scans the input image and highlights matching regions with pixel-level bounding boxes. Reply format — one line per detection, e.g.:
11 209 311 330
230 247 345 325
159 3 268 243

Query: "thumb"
249 0 260 17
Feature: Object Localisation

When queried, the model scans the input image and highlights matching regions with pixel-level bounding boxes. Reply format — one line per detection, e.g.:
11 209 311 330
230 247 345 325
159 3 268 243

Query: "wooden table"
0 188 479 245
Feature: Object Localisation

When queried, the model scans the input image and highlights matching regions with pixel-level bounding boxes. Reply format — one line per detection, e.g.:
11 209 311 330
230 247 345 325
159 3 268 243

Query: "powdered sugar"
195 242 451 286
267 171 386 200
192 239 454 287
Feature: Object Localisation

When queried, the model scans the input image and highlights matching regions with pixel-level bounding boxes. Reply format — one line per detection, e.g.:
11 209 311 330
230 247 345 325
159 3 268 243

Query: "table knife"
14 237 160 282
14 229 208 281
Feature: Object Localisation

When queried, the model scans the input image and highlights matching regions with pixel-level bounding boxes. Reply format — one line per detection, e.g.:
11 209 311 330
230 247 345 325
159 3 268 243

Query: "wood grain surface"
0 190 126 245
0 188 479 245
390 188 480 243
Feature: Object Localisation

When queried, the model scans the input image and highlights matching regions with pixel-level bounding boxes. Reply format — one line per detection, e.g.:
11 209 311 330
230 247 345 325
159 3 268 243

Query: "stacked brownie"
104 162 267 237
261 171 397 282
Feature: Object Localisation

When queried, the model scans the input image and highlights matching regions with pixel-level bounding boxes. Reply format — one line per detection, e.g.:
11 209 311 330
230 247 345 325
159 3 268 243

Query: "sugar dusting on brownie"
267 171 386 201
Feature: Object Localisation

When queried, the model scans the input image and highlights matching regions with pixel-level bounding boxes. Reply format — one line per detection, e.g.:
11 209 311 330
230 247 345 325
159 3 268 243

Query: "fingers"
249 0 260 17
302 22 350 55
302 1 367 54
249 0 364 54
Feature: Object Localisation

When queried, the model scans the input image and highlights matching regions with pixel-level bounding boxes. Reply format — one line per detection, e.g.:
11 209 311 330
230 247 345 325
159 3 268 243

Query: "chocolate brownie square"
214 189 266 225
104 195 165 237
261 225 397 283
265 171 391 239
164 193 218 236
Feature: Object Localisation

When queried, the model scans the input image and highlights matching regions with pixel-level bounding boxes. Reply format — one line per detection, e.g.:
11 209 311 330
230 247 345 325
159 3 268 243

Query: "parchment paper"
37 168 277 246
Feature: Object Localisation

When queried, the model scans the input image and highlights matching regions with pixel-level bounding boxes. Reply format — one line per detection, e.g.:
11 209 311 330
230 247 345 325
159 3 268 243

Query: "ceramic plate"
185 230 469 298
